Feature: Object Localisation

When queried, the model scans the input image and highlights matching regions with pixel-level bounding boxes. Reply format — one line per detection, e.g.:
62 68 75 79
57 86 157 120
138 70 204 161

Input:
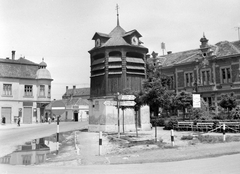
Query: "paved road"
0 153 240 174
0 121 88 157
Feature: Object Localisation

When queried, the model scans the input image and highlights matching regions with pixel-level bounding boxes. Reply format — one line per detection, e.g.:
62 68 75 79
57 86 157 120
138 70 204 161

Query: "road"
0 121 88 157
1 122 240 173
0 153 240 174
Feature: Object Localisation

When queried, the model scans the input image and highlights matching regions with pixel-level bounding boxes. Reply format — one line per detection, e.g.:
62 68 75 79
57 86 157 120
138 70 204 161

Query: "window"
22 155 32 165
221 67 232 84
200 69 211 85
184 72 194 87
48 85 51 98
39 85 45 97
24 85 33 96
167 75 174 90
3 84 12 96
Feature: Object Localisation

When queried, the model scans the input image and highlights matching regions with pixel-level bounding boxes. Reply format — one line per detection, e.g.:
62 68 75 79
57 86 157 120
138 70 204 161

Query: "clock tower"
88 6 150 132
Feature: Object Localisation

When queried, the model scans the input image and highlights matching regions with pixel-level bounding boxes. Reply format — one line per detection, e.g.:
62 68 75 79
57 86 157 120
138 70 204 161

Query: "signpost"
104 94 136 138
104 100 136 106
118 95 136 101
193 94 201 108
51 100 66 155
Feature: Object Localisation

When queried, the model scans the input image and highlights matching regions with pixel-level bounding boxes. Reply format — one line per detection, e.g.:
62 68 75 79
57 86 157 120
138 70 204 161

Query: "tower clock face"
95 38 101 47
131 36 139 45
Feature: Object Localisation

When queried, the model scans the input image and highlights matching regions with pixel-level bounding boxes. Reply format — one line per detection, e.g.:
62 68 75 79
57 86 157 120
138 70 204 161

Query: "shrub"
164 119 178 130
196 135 222 143
181 135 194 140
150 118 165 127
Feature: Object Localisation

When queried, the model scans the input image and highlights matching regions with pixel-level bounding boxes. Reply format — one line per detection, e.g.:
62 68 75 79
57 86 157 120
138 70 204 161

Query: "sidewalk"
75 127 240 165
0 122 47 130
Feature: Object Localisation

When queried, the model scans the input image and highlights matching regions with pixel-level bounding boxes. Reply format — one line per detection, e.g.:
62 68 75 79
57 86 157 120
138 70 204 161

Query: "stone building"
88 12 151 132
0 51 52 124
152 35 240 113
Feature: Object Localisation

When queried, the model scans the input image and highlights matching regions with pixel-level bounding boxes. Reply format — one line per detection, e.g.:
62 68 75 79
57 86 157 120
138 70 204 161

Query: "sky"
0 0 240 100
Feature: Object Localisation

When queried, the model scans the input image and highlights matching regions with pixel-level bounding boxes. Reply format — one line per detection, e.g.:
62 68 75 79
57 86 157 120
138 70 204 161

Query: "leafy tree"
219 93 237 118
173 91 192 120
139 51 172 117
188 98 209 120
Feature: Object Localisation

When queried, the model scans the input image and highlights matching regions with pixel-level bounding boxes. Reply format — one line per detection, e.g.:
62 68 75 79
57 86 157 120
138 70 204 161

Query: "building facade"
0 51 52 124
153 36 240 113
88 15 151 132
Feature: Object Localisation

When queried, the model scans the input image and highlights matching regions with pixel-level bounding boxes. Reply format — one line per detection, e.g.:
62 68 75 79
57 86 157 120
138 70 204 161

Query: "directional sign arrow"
120 101 136 106
104 101 117 106
118 95 136 101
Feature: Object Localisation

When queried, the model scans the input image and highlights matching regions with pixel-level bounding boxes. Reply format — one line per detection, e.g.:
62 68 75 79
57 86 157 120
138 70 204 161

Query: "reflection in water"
0 138 50 165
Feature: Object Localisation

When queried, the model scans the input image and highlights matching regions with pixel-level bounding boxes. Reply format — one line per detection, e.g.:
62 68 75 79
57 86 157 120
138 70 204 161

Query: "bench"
176 122 193 131
196 123 214 132
219 122 240 132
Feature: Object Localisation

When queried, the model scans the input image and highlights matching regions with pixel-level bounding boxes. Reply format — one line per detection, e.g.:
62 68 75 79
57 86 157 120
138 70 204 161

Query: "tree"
139 51 172 117
219 92 237 118
173 91 192 120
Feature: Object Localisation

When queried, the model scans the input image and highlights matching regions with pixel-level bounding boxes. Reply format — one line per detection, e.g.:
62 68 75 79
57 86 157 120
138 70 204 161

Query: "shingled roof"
0 57 39 79
62 87 90 99
90 24 147 51
155 40 240 68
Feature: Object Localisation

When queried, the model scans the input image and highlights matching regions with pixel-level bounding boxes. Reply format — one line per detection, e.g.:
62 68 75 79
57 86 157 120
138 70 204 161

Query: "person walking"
17 116 21 126
1 116 6 125
48 117 51 124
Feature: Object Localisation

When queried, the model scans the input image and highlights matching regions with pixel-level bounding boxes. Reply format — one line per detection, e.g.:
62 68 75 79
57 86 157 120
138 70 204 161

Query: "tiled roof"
156 40 240 68
64 98 89 106
90 25 147 50
63 87 90 98
92 32 110 40
103 26 129 47
0 58 39 79
45 98 89 110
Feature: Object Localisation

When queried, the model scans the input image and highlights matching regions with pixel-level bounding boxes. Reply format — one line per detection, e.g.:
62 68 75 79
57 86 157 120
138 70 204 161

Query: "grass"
181 134 240 144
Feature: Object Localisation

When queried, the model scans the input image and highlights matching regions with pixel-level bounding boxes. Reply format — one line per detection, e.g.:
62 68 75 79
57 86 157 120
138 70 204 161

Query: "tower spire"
116 4 120 26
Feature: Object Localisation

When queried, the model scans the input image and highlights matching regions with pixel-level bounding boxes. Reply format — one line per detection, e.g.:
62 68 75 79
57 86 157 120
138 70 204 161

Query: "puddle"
0 137 57 165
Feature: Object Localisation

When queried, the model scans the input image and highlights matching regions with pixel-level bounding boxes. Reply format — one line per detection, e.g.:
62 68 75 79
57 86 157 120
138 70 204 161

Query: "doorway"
74 111 78 122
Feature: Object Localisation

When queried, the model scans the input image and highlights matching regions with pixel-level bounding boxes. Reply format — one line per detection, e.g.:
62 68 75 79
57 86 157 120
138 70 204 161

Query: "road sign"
193 94 201 108
104 100 136 106
120 101 136 106
104 101 117 106
51 100 66 115
118 95 136 100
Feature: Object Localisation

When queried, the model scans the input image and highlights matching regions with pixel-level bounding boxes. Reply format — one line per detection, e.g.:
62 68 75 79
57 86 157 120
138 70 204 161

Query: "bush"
150 118 165 127
181 135 194 140
164 119 178 130
196 135 222 143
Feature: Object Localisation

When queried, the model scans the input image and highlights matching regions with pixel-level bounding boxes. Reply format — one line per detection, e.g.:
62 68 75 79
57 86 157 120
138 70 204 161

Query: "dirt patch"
42 129 240 166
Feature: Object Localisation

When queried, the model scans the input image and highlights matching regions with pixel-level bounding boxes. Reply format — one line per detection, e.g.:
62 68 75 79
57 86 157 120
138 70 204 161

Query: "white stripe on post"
99 131 102 156
52 107 65 110
171 129 174 147
56 116 60 155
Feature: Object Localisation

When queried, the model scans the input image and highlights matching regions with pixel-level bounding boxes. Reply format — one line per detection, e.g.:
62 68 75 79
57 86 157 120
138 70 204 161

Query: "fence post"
56 116 60 155
99 131 102 155
223 123 226 142
171 129 174 147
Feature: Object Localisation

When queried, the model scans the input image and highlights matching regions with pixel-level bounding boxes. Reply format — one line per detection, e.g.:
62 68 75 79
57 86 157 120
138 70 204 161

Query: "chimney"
167 51 172 55
12 50 16 60
73 85 76 96
66 86 68 93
